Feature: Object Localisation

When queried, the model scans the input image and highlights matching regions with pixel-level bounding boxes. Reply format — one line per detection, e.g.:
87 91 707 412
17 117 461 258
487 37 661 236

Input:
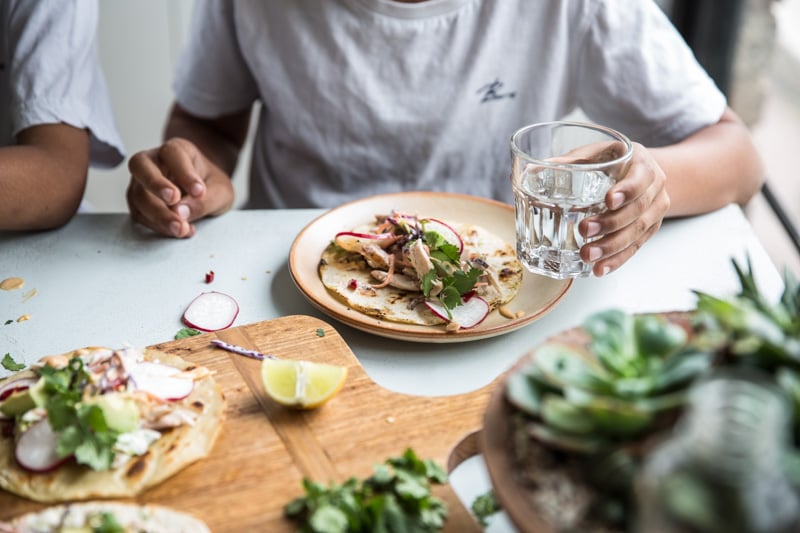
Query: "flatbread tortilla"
0 501 210 533
319 218 523 326
0 347 225 503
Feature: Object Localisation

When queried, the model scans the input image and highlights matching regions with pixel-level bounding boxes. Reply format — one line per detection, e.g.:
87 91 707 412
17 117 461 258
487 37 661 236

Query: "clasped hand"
126 138 234 238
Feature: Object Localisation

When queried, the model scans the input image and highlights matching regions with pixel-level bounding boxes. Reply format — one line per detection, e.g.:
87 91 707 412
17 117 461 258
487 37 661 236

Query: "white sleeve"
6 0 125 168
573 0 726 146
173 0 259 118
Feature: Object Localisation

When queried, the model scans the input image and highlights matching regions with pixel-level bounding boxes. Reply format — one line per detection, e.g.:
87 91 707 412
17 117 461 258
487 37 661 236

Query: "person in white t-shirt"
126 0 763 277
0 0 125 231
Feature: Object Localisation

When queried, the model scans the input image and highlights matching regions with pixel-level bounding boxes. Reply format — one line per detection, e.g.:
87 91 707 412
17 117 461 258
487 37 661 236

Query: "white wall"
86 0 251 213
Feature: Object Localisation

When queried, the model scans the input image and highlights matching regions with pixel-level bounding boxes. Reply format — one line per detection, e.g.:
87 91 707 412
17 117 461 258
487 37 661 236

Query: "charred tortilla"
319 219 523 326
1 501 210 532
0 347 225 503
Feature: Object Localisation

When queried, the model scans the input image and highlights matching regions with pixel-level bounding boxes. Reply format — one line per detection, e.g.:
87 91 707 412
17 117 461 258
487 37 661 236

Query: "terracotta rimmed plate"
288 191 573 343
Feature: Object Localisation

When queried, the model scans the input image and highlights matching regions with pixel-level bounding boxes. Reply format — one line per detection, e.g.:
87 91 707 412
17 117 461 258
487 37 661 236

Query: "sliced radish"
0 378 38 420
182 291 239 332
0 377 37 401
15 419 71 473
129 362 194 401
334 231 397 252
425 295 490 329
421 218 463 253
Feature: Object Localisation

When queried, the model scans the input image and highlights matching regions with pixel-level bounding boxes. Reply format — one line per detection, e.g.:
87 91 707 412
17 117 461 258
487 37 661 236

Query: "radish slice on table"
129 362 194 401
421 218 463 253
334 231 396 252
16 419 71 473
425 296 490 329
182 291 239 332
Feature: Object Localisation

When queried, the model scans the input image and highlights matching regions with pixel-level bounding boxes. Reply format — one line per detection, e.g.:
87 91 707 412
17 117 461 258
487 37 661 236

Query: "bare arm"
127 103 252 238
652 107 765 217
0 123 90 231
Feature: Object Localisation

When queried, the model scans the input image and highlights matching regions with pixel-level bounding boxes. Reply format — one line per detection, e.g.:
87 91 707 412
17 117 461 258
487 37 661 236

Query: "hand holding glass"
510 121 633 279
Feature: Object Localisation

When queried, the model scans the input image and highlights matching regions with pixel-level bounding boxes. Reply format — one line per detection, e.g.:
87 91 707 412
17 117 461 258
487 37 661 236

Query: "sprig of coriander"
174 327 202 339
37 357 120 470
422 267 482 315
2 352 26 371
471 490 501 528
285 448 449 533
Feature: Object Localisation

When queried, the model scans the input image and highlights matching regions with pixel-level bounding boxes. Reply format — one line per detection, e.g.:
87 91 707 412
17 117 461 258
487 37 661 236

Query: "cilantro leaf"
91 512 125 533
421 270 438 297
285 449 448 532
471 490 501 528
174 327 202 339
37 357 120 470
2 352 26 371
438 286 462 311
451 267 482 295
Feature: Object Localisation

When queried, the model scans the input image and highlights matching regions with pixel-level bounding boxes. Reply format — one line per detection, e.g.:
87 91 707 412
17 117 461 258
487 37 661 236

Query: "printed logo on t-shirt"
476 79 516 103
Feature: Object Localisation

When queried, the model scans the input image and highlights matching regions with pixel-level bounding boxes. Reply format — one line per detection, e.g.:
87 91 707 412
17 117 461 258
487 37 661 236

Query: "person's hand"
126 138 234 238
578 143 670 276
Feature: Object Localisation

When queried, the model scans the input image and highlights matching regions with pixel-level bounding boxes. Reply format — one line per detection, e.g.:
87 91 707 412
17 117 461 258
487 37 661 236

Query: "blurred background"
87 0 800 280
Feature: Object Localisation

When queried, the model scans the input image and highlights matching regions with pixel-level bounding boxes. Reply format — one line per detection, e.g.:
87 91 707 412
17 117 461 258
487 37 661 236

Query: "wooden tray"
0 315 491 531
480 312 694 532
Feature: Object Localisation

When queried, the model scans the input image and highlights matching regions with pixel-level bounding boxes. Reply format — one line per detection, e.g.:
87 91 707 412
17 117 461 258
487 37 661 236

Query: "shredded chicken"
371 268 419 291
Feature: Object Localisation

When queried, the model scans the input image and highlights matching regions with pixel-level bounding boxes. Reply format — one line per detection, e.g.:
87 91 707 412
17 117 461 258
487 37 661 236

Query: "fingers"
158 139 207 199
127 139 209 238
578 143 670 276
126 177 195 238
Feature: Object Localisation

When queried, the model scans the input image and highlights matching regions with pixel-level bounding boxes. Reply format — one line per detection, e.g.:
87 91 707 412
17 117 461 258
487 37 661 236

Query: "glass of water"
510 121 633 279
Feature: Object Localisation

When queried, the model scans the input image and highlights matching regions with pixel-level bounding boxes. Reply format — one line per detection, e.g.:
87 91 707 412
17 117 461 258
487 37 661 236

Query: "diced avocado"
86 394 139 433
0 378 45 417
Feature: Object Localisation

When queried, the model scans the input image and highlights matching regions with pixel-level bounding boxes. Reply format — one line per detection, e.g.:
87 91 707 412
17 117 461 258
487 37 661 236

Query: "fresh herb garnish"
422 267 482 316
90 511 124 533
38 357 120 470
316 328 326 337
1 352 25 371
471 490 501 528
3 319 12 326
174 327 202 339
285 448 449 532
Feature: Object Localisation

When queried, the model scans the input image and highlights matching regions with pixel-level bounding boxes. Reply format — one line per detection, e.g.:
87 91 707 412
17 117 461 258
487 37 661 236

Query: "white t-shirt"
0 0 124 168
174 0 725 208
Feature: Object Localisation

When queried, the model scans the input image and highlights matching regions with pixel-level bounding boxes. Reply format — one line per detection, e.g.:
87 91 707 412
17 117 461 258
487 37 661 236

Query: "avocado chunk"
86 394 139 433
0 378 46 417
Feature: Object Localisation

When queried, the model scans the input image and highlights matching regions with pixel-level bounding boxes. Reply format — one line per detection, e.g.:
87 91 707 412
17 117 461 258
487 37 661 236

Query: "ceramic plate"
288 192 572 343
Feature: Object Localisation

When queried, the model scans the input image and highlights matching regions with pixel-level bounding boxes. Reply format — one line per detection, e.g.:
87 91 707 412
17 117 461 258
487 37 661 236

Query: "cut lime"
261 359 347 409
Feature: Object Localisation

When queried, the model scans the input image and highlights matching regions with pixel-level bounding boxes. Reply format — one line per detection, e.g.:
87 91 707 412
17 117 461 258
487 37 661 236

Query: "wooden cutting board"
0 315 493 532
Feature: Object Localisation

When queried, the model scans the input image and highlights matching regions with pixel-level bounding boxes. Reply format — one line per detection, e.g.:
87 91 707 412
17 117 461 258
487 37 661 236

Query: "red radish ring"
182 291 239 332
15 419 71 473
425 296 490 329
421 218 463 253
0 377 37 401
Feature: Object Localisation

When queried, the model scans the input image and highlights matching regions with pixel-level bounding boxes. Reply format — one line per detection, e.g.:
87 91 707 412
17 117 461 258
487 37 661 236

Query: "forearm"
0 125 89 231
649 108 764 218
163 104 250 178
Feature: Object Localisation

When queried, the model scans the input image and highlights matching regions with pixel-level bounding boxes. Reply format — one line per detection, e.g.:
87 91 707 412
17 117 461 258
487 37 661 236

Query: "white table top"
0 203 785 531
0 204 783 391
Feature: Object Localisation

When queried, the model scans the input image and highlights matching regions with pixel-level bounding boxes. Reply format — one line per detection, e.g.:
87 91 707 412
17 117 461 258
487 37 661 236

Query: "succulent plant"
693 257 800 443
506 310 713 455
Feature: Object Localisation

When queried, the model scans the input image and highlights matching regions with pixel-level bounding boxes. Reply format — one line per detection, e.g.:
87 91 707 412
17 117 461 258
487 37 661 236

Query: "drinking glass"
510 121 633 279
